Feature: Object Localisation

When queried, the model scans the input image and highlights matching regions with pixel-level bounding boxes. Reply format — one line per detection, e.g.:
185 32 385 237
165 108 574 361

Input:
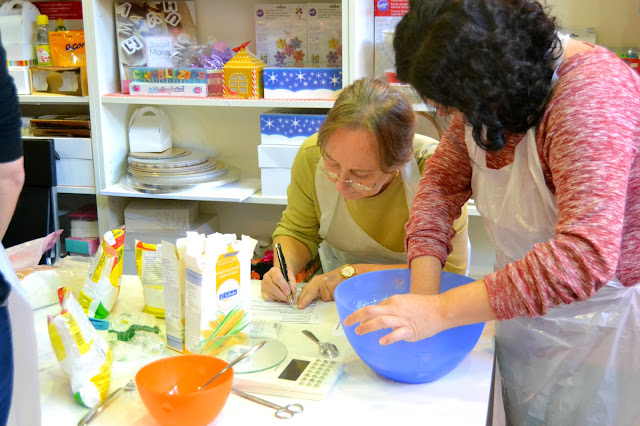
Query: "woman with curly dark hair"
345 1 640 424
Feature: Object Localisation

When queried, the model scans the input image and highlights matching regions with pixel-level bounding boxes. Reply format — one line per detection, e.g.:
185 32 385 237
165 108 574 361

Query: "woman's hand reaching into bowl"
344 293 446 345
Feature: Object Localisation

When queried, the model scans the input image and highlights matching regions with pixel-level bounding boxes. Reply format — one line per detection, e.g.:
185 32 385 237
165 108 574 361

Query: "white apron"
0 242 41 426
466 82 640 425
315 157 421 273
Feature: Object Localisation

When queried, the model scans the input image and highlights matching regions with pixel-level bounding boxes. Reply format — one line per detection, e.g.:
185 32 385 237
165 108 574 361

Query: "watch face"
342 265 355 278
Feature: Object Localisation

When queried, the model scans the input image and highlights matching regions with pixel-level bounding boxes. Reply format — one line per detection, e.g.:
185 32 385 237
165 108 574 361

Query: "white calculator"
233 355 344 401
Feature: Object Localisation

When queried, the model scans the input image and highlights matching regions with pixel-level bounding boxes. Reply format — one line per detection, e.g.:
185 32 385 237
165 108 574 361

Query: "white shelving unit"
82 0 367 237
80 0 492 276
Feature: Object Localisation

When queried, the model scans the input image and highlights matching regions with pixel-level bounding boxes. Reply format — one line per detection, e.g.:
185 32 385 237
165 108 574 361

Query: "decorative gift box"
129 82 207 97
263 67 342 99
128 107 172 152
260 109 327 145
130 67 207 84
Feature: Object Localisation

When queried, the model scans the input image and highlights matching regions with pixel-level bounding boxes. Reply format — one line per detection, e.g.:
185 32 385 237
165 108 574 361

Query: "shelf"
101 94 335 109
56 185 96 195
244 191 288 205
101 177 262 203
19 94 89 104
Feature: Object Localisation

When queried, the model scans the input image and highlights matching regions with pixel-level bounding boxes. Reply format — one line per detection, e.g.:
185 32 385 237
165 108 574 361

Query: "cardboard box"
65 237 99 256
124 199 199 231
8 66 31 94
260 167 291 197
258 144 299 169
260 109 327 145
30 65 88 96
130 67 207 83
374 0 409 76
124 214 218 251
263 67 342 99
4 44 35 61
122 214 219 275
129 81 207 97
54 137 95 187
128 107 172 153
0 0 40 46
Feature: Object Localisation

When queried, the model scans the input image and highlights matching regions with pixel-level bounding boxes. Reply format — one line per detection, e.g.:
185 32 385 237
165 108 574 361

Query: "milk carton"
184 233 257 355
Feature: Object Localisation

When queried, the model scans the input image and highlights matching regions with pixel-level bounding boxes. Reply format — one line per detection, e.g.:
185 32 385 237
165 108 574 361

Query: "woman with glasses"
261 76 469 309
345 1 640 424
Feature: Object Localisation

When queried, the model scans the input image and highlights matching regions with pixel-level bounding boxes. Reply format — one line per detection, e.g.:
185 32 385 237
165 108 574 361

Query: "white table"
36 276 495 425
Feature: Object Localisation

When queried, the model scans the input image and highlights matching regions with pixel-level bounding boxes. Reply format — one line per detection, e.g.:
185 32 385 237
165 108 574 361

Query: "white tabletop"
36 276 496 425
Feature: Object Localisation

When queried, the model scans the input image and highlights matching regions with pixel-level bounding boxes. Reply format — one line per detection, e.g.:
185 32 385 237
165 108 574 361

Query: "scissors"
232 388 304 419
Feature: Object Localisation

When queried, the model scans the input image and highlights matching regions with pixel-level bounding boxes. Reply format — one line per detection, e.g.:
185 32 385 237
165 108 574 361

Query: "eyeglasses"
316 157 393 191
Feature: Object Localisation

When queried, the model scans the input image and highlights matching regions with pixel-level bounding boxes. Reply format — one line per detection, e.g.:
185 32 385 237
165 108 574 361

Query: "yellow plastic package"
135 240 164 318
79 227 125 319
48 288 113 408
50 30 86 66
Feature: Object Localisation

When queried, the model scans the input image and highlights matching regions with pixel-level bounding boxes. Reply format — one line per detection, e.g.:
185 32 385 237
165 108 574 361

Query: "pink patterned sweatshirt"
405 47 640 320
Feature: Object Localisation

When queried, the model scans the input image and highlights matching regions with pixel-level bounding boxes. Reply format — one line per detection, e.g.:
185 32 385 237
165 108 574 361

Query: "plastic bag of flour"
78 227 125 318
48 288 113 407
184 233 257 354
135 240 164 318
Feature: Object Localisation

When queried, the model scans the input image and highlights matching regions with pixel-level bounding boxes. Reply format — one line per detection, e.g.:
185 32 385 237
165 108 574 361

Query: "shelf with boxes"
100 94 335 108
82 0 378 239
83 0 360 236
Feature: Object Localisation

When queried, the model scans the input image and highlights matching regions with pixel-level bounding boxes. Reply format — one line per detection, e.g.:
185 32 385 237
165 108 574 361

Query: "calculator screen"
278 359 310 381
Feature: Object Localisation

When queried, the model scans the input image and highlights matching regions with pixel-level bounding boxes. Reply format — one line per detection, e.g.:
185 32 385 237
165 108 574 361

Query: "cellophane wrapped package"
135 240 164 318
255 4 308 66
48 288 113 407
79 227 125 319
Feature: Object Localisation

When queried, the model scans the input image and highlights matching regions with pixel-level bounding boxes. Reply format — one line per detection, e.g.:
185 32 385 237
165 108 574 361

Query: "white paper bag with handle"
0 0 40 46
128 107 172 153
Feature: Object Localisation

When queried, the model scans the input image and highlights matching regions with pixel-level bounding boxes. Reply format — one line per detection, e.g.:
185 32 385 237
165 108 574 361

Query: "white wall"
546 0 640 46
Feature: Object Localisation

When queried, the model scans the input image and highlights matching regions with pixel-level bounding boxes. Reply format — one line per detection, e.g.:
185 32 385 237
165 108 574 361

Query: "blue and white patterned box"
263 67 342 99
260 109 328 145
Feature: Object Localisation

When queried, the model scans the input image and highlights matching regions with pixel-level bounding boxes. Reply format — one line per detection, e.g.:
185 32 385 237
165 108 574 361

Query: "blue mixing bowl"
334 269 485 384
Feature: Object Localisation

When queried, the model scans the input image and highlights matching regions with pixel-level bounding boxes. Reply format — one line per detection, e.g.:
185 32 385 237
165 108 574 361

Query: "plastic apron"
466 41 640 425
0 242 41 426
315 157 421 273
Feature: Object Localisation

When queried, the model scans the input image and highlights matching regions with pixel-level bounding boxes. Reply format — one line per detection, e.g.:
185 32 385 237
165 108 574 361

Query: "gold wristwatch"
340 264 356 279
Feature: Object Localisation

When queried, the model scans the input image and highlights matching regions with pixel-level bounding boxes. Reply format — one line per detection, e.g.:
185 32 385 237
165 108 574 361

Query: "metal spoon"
200 340 266 391
302 330 339 358
78 379 136 425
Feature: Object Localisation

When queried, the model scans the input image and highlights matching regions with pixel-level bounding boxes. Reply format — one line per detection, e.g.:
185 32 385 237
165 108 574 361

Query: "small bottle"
35 15 53 66
56 18 66 31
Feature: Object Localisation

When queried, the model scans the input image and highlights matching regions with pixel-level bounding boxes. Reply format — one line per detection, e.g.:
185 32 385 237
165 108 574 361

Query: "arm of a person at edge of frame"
296 263 408 309
344 266 496 345
261 235 311 303
0 157 25 240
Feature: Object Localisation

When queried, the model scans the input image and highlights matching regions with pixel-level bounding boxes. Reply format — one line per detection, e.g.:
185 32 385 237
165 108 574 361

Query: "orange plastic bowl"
135 354 233 426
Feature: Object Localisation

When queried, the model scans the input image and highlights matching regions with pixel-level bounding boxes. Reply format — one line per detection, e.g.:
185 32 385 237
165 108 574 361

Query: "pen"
274 243 295 306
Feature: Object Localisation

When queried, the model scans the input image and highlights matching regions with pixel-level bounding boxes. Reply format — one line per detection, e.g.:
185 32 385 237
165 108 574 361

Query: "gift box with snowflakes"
260 109 328 145
263 67 342 100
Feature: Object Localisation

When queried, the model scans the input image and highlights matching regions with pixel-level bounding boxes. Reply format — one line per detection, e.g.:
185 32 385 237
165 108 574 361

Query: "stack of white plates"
122 148 240 193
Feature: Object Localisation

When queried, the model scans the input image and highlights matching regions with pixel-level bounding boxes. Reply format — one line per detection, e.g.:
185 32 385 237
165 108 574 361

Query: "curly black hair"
394 0 560 150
